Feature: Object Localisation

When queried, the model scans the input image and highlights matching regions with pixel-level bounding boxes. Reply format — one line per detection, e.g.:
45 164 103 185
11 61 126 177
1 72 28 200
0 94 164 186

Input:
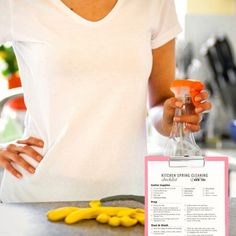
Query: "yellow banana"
47 204 145 227
96 214 110 224
135 209 144 213
89 200 102 208
117 209 136 217
108 217 121 227
120 216 138 227
47 207 79 221
65 207 140 224
131 212 145 225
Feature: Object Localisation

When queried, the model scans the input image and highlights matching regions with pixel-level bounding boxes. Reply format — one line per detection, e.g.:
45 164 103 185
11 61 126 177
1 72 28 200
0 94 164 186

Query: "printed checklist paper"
145 156 228 236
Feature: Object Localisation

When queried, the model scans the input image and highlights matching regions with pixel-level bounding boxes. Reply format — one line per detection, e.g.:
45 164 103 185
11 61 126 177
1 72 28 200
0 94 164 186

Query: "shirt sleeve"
151 0 182 49
0 0 12 45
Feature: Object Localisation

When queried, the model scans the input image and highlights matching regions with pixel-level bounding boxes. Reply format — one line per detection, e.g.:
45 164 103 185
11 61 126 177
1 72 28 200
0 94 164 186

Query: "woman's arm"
148 39 211 136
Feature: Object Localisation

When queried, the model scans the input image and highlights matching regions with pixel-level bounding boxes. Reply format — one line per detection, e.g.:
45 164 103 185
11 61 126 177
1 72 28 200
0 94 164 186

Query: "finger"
17 137 44 148
194 91 209 102
163 97 183 122
195 102 212 113
185 123 201 132
164 97 183 110
7 144 43 162
3 160 22 179
163 98 181 125
174 114 202 124
4 151 35 174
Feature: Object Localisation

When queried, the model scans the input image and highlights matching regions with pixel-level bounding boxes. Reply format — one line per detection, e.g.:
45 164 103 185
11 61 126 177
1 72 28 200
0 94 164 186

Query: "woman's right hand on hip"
0 137 44 179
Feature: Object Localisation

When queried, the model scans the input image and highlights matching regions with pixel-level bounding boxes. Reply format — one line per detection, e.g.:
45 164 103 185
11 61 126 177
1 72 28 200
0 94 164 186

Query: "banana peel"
47 199 145 227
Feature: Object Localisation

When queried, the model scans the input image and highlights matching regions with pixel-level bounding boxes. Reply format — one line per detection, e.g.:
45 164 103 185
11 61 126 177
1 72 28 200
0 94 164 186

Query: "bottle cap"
171 80 205 106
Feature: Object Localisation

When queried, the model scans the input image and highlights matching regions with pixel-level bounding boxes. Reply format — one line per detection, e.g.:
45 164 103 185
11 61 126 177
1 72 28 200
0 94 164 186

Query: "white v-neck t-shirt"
0 0 181 202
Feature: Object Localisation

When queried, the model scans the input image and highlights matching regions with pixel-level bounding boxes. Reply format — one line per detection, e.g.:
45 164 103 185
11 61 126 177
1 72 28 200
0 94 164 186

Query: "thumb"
163 97 183 123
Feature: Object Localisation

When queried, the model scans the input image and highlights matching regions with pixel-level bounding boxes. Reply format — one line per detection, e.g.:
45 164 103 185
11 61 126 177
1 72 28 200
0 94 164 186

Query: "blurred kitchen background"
1 0 236 195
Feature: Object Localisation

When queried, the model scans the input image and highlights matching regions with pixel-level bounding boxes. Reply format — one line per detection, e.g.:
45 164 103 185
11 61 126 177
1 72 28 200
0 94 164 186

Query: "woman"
0 0 211 202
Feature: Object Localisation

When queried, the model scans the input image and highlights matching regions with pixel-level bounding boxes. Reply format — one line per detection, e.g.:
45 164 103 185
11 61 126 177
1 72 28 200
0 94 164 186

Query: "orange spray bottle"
164 80 205 160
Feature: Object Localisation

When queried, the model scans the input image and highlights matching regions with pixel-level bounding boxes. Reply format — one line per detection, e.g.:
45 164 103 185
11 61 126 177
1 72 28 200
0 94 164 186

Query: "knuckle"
22 145 31 152
5 162 12 170
28 150 38 158
12 154 21 162
39 140 44 145
17 157 27 166
31 151 38 158
8 168 17 177
33 136 39 140
27 137 34 142
11 153 21 161
7 144 16 151
165 97 175 106
202 91 208 97
202 102 211 110
23 163 30 169
169 97 176 103
1 159 8 167
192 114 201 123
17 145 25 152
207 102 212 109
163 99 169 108
19 160 29 169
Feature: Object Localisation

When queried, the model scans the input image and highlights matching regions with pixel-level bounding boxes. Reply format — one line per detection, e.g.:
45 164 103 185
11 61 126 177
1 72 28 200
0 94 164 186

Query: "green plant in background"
0 45 18 78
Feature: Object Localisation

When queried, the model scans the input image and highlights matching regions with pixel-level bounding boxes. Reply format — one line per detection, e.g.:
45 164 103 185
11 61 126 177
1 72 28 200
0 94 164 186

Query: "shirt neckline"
52 0 123 26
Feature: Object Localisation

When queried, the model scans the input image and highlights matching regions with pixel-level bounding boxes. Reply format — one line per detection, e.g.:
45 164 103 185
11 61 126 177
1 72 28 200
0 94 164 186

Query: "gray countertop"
0 199 235 236
0 200 144 236
229 198 236 235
